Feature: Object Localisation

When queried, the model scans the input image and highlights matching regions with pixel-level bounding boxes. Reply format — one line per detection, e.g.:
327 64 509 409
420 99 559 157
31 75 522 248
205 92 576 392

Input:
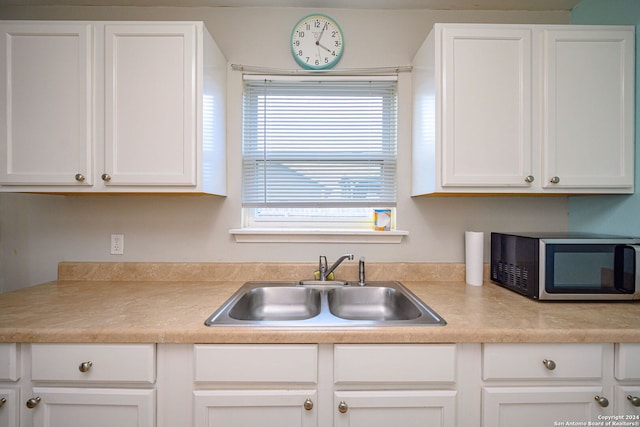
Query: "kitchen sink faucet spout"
319 253 354 281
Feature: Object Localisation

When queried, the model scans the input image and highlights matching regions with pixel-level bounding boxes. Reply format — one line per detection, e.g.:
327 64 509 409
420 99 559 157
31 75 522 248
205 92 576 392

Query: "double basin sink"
205 281 446 327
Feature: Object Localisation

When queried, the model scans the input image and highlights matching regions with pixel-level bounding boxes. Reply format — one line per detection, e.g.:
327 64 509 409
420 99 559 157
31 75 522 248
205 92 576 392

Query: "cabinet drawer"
0 343 19 381
615 343 640 380
194 344 317 384
334 344 456 384
483 343 603 380
31 344 155 383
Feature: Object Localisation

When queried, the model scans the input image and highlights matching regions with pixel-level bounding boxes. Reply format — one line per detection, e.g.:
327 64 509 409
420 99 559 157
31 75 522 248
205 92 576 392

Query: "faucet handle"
358 257 366 286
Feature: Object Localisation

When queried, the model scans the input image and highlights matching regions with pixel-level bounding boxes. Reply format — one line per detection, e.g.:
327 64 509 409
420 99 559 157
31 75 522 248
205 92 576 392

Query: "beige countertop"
0 262 638 344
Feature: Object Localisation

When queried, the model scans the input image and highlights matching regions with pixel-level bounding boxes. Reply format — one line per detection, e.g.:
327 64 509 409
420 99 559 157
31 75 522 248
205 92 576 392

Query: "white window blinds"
242 76 397 207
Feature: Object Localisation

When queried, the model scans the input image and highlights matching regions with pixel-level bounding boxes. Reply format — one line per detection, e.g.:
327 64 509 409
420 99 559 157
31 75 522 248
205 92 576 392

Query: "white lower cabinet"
483 386 608 427
2 342 640 427
333 390 456 427
0 388 19 427
30 387 155 427
333 344 457 427
615 386 640 416
0 343 20 427
25 344 156 427
616 343 640 380
482 343 604 381
193 344 319 427
481 343 613 427
192 344 456 427
194 390 317 427
615 344 640 417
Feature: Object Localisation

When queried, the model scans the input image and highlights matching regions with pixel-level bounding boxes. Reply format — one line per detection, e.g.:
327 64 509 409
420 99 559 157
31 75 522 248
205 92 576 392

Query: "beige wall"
0 5 570 292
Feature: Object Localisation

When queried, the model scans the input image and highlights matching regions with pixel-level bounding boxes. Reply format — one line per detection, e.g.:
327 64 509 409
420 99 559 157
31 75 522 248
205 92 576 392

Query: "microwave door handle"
634 245 640 297
614 245 640 294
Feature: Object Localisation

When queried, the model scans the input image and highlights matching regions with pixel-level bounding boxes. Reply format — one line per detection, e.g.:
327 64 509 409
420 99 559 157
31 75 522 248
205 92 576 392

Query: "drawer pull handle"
26 397 41 409
594 396 609 408
525 175 535 183
542 359 556 370
0 397 6 407
79 361 93 372
101 173 112 182
338 401 348 414
628 395 640 407
75 173 86 182
303 398 313 411
550 176 560 184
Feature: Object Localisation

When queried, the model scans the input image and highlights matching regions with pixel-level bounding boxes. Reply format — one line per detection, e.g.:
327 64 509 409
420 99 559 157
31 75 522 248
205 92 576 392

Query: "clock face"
291 14 344 70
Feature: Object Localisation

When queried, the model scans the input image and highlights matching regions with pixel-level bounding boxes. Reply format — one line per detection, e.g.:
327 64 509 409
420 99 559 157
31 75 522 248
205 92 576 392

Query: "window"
241 75 397 230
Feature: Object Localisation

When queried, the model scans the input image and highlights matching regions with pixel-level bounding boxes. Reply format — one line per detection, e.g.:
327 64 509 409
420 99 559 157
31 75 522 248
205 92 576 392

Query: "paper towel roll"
465 231 484 286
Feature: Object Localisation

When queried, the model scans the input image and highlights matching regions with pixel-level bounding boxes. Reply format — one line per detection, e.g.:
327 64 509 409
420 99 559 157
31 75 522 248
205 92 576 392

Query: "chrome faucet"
319 253 354 281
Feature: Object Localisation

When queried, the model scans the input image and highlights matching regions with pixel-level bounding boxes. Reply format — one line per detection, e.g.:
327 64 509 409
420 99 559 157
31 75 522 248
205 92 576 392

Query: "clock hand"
317 22 328 43
317 42 332 53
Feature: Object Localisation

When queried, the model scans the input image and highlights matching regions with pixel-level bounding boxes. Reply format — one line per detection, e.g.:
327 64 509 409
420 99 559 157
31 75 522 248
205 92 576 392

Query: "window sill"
229 228 408 243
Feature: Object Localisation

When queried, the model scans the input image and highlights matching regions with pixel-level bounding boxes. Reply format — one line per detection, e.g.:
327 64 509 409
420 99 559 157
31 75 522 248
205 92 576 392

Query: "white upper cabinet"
542 27 634 190
440 27 532 189
0 21 227 195
104 23 198 187
0 23 93 186
412 23 635 195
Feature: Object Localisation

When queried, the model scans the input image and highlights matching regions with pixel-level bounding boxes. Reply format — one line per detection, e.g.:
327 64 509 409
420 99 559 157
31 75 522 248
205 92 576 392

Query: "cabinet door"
542 28 634 190
440 27 532 188
0 22 92 186
334 390 456 427
29 387 155 427
483 386 610 427
0 388 19 427
194 390 317 427
615 386 640 417
104 23 197 186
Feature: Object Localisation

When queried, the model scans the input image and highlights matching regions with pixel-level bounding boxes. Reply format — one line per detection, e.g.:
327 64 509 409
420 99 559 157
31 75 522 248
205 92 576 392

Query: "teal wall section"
569 0 640 236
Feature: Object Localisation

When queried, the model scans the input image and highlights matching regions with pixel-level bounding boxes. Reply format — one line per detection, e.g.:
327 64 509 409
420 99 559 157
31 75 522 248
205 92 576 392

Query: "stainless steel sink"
228 287 321 321
327 287 422 321
205 281 446 327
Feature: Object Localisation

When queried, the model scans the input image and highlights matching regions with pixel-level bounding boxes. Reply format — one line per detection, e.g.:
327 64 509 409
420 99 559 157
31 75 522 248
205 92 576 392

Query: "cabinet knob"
542 359 556 370
525 175 535 183
0 397 6 407
75 173 86 182
79 361 93 372
338 401 349 413
303 398 313 411
594 396 609 408
550 176 560 184
628 395 640 407
26 397 41 409
101 173 112 182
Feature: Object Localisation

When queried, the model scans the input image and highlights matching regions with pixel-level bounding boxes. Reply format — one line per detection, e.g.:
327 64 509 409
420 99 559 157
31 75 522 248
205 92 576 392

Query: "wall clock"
291 14 344 70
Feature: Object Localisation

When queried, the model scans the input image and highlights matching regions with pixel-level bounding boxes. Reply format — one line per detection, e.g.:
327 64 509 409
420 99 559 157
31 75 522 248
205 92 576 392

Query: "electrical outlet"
111 234 124 255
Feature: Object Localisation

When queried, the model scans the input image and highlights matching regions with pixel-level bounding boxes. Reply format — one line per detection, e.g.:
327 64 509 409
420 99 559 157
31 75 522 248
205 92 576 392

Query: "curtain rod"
230 64 412 75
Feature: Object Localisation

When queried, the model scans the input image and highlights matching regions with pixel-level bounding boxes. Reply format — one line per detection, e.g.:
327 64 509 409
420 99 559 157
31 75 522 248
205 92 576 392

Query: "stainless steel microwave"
490 232 640 301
